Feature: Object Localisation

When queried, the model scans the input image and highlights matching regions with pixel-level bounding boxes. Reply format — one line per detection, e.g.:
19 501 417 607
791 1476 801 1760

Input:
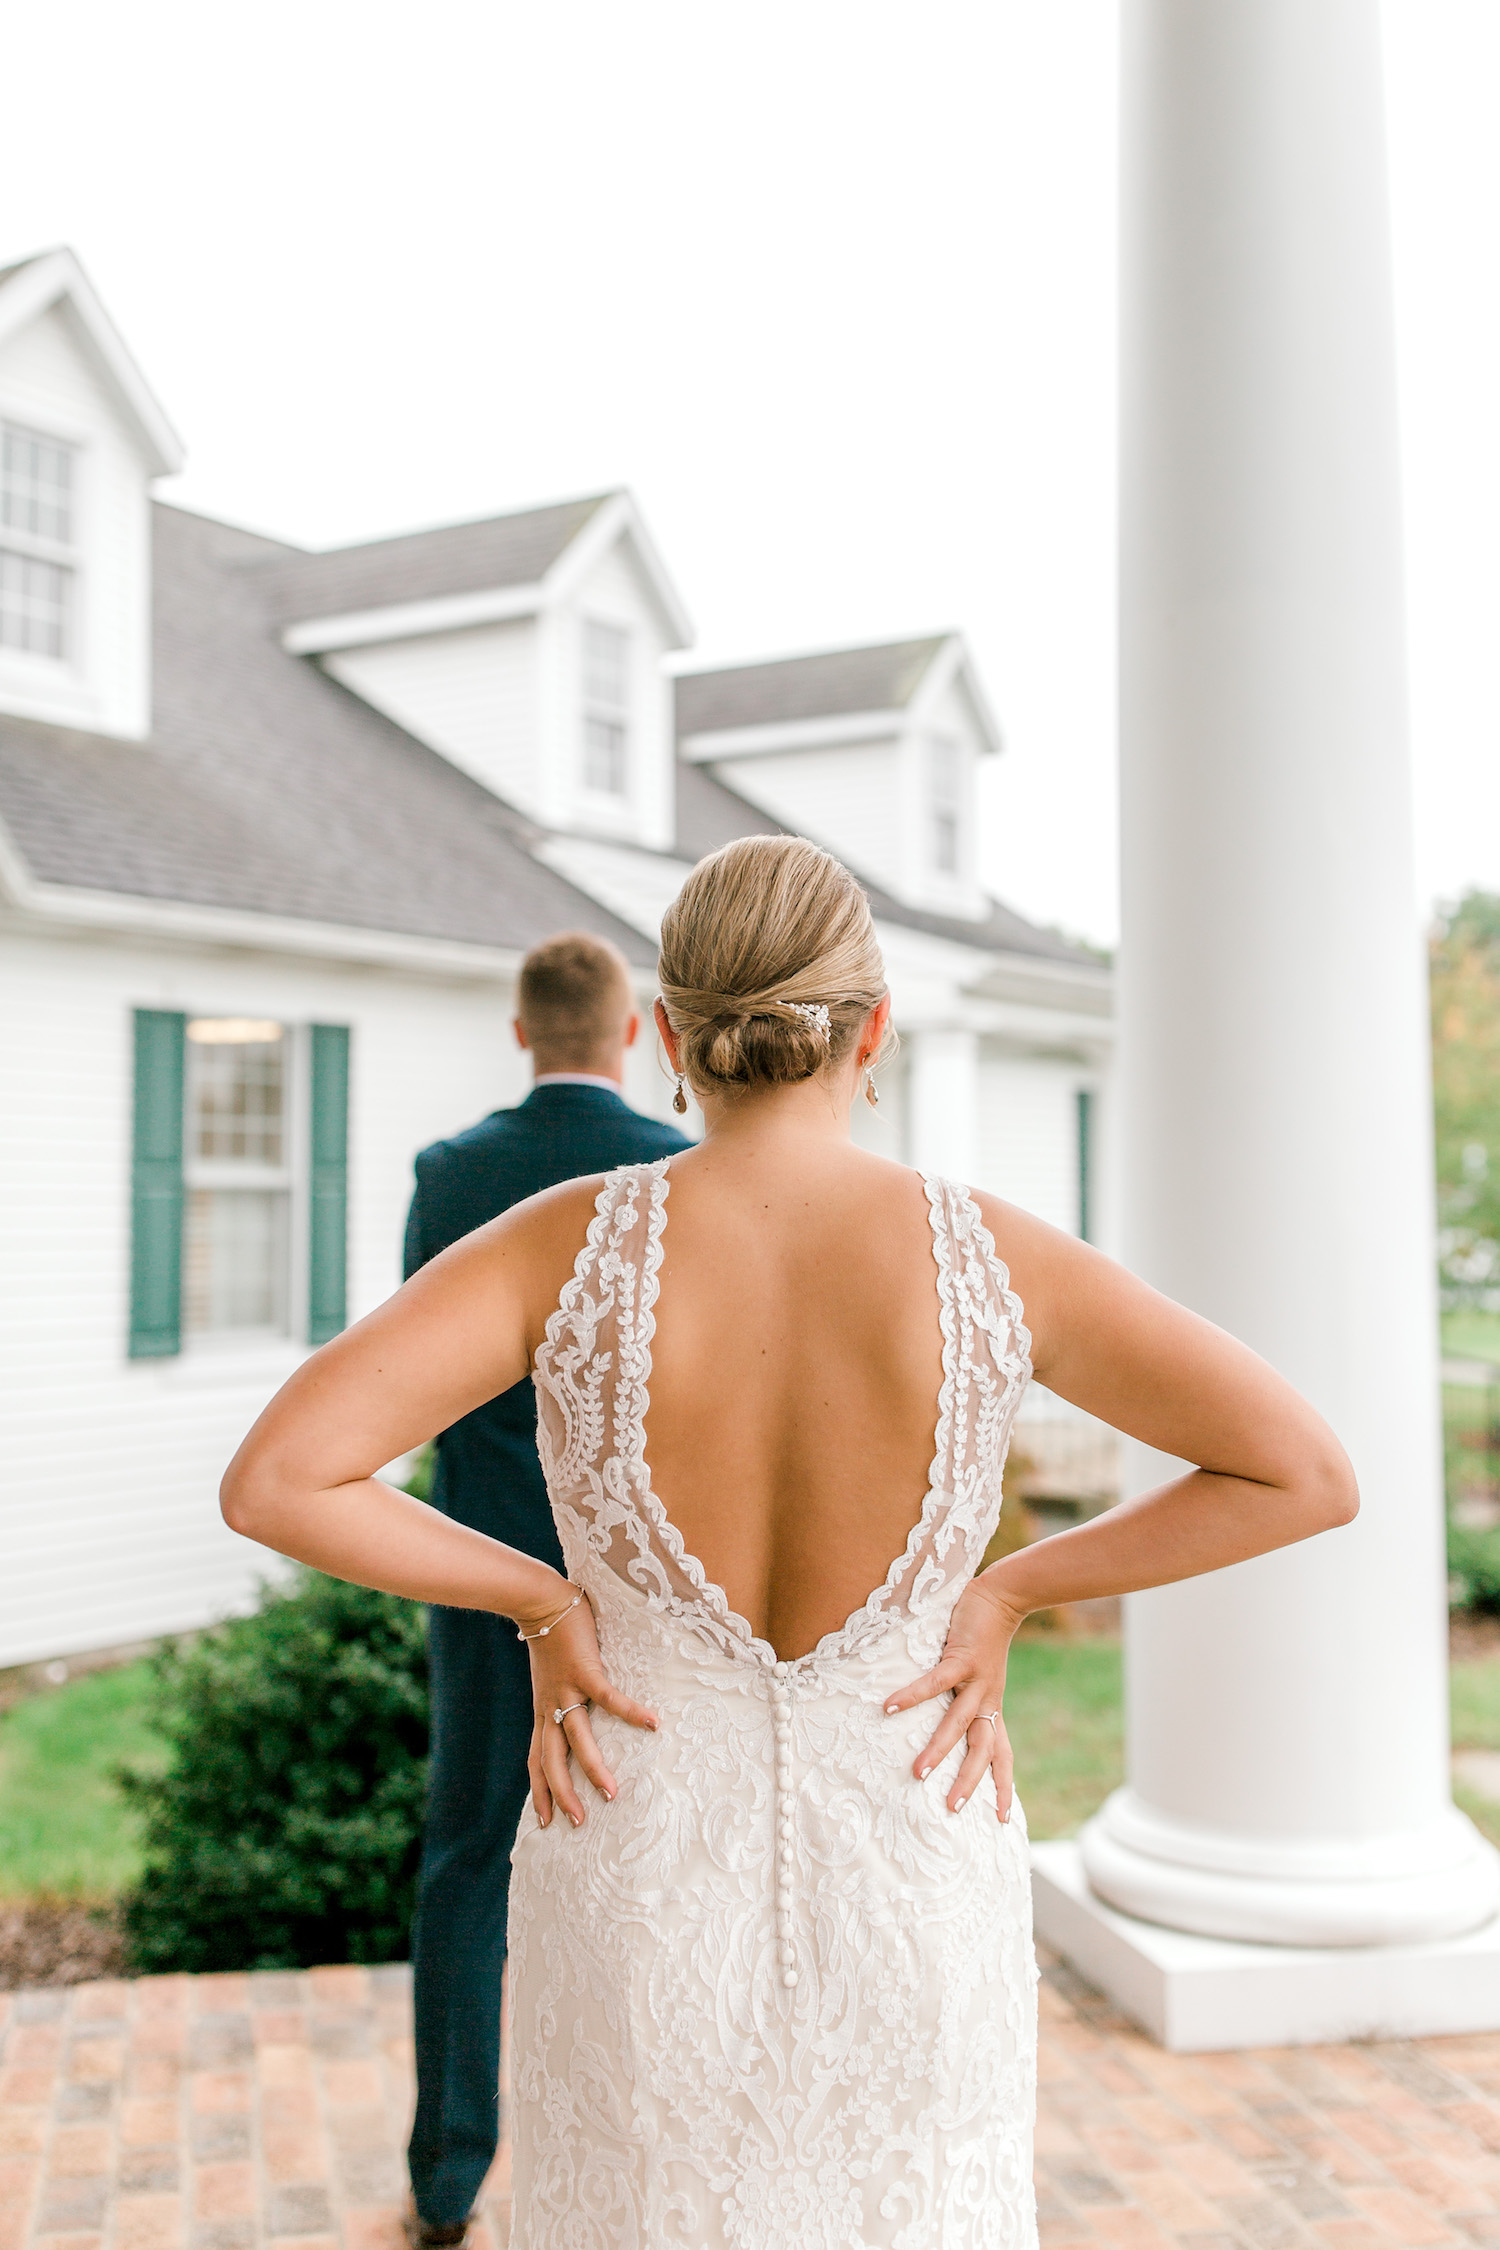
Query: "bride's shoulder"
498 1171 612 1251
966 1185 1094 1280
451 1173 613 1287
965 1184 1132 1379
443 1175 618 1353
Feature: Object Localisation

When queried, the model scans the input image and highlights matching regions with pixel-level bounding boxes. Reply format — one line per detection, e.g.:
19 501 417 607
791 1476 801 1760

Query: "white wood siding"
0 931 529 1666
709 739 904 884
0 304 153 739
324 618 539 813
976 1045 1083 1232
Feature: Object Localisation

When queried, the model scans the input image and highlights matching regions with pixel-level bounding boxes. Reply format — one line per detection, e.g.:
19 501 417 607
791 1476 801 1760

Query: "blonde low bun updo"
657 835 894 1098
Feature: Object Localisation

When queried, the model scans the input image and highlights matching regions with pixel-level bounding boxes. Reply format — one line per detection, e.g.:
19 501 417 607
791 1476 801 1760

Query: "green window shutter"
130 1009 186 1359
308 1024 350 1345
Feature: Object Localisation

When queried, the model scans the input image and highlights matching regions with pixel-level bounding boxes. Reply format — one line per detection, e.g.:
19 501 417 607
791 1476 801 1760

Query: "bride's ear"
654 998 682 1073
860 994 892 1065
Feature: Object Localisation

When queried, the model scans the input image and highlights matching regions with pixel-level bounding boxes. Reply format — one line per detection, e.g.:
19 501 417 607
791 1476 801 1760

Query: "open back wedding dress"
509 1160 1039 2249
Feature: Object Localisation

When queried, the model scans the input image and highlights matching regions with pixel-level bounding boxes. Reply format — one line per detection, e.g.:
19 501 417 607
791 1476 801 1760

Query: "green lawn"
6 1634 1500 1897
0 1661 165 1899
1006 1636 1123 1839
1450 1647 1500 1850
1444 1308 1500 1364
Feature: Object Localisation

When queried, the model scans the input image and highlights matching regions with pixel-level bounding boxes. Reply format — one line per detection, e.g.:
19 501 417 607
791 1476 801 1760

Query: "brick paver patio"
6 1946 1500 2247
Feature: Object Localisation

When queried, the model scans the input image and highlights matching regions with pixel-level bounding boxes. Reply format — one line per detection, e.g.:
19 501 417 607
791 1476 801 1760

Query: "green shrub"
121 1571 428 1974
1449 1518 1500 1614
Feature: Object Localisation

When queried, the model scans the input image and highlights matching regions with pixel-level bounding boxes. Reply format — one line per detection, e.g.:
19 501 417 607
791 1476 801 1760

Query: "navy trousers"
406 1606 534 2223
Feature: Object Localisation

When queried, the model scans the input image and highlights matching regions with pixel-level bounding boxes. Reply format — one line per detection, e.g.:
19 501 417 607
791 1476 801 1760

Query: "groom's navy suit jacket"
403 1080 690 2224
403 1080 691 1560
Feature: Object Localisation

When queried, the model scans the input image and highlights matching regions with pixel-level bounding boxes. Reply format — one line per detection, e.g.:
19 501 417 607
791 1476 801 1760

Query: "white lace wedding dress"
508 1161 1038 2249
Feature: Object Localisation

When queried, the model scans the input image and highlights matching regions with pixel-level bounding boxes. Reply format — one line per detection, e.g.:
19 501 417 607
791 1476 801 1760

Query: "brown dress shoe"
404 2218 471 2248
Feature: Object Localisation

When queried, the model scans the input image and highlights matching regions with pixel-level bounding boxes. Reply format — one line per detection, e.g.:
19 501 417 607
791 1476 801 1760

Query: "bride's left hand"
883 1572 1027 1820
525 1591 659 1830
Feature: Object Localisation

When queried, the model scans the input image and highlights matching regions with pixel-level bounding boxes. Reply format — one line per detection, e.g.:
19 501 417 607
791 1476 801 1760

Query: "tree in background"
1432 891 1500 1305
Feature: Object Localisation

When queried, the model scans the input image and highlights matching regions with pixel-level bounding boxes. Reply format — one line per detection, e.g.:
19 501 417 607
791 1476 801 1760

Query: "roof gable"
0 248 183 475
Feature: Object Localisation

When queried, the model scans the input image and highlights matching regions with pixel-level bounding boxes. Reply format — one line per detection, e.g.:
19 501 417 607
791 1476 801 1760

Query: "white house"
0 248 1114 1668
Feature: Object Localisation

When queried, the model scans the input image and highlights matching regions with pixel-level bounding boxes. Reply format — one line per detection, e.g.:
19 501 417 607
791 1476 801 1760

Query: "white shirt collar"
531 1072 624 1095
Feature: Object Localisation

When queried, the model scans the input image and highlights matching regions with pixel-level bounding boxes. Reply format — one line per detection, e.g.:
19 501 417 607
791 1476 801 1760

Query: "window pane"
1 424 73 543
583 618 629 711
932 807 959 875
930 737 961 806
187 1022 285 1162
929 738 962 873
0 549 69 658
584 714 627 796
184 1189 289 1333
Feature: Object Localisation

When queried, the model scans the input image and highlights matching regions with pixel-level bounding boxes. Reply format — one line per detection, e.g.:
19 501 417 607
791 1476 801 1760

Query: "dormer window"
0 424 75 661
582 617 630 796
930 737 962 875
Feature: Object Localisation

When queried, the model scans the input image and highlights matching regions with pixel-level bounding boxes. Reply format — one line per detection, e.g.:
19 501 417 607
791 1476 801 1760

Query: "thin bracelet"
517 1587 584 1643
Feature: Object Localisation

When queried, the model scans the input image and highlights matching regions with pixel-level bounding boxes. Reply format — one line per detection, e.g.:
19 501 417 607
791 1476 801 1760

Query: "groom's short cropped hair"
517 932 634 1065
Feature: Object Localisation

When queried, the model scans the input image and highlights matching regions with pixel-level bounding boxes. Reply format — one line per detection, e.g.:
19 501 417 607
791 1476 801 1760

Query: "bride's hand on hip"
523 1589 659 1829
884 1573 1027 1821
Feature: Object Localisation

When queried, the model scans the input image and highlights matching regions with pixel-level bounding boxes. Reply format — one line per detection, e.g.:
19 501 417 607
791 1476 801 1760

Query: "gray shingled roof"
675 637 948 736
0 502 657 962
671 744 1095 968
0 496 1093 974
251 493 613 627
672 759 787 863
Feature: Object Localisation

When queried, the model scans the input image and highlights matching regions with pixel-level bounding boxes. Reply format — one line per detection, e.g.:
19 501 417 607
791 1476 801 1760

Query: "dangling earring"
864 1063 880 1109
673 1074 688 1115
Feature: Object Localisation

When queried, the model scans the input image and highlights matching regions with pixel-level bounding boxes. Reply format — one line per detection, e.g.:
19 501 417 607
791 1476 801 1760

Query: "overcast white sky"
3 1 1496 946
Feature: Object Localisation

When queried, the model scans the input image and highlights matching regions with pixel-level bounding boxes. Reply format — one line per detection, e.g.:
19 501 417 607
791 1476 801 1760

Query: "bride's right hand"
523 1589 659 1829
883 1572 1027 1822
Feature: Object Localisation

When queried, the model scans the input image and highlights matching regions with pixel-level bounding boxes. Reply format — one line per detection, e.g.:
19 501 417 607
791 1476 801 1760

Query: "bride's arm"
220 1175 658 1826
981 1198 1359 1610
220 1178 596 1622
889 1197 1359 1816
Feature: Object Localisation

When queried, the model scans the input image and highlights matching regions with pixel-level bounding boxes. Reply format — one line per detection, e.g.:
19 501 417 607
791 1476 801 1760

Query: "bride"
222 835 1356 2249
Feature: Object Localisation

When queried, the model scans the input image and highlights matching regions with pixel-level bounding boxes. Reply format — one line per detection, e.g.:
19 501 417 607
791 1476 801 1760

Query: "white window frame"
0 421 79 666
581 616 631 798
181 1017 304 1348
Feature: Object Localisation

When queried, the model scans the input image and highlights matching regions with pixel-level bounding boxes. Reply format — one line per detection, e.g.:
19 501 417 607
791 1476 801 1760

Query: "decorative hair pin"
787 1002 832 1045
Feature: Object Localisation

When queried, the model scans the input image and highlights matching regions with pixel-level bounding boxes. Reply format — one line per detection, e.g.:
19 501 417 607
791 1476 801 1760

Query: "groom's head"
515 932 640 1084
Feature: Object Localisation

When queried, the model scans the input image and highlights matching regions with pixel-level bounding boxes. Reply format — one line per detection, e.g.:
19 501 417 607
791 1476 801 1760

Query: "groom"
402 931 690 2245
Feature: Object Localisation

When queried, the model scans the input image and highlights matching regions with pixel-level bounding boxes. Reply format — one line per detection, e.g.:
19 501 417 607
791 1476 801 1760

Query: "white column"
905 1029 980 1182
1032 0 1500 2048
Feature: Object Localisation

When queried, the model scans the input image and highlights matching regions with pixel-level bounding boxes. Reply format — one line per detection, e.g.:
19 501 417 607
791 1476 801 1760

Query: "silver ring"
977 1711 1000 1733
552 1700 586 1726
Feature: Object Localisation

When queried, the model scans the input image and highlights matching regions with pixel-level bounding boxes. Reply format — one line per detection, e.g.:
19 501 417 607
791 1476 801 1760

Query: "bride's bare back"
642 1140 944 1659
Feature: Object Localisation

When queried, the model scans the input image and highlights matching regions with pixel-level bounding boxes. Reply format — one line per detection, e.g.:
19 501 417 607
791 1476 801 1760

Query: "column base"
1079 1787 1500 1946
1032 1839 1500 2051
